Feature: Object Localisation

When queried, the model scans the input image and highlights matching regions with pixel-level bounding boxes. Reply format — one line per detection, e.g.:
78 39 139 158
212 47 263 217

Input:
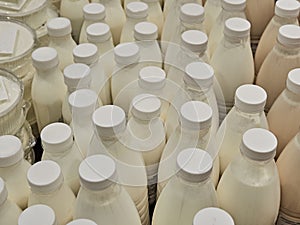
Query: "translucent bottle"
211 17 254 116
256 24 300 111
79 3 106 44
41 122 82 195
204 0 222 35
31 47 67 133
73 43 111 105
74 154 142 225
254 0 300 74
153 148 218 225
67 219 98 225
217 128 280 225
0 177 22 225
208 0 246 58
62 63 91 124
217 84 268 174
120 2 148 43
193 207 235 225
267 68 300 158
27 160 76 225
0 135 30 209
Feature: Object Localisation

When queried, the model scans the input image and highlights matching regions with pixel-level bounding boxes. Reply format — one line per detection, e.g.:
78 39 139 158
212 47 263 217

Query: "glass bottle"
193 207 235 225
204 0 222 35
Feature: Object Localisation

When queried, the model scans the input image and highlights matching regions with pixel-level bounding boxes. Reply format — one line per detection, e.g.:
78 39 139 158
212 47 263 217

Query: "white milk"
193 207 235 225
204 0 222 35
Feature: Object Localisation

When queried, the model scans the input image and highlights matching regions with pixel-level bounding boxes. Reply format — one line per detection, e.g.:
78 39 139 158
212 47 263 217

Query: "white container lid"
222 0 246 11
193 207 235 225
79 154 116 191
181 30 208 53
83 3 106 21
234 84 267 113
130 94 161 120
68 89 98 115
31 47 59 70
67 219 98 225
27 160 64 194
184 62 214 89
287 68 300 95
126 2 148 19
177 148 213 182
180 101 212 130
47 17 72 37
0 177 8 205
275 0 300 18
92 105 126 137
114 43 140 65
63 63 91 92
73 43 99 65
134 22 158 41
138 66 166 90
240 128 277 161
18 204 57 225
87 23 111 43
180 3 205 24
0 135 23 167
224 17 251 38
278 24 300 48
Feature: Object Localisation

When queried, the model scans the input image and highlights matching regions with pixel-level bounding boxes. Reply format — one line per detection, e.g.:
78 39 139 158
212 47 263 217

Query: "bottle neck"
0 158 23 170
284 88 300 103
241 150 274 166
49 34 74 44
234 106 264 117
180 124 211 139
176 172 211 186
223 34 250 46
183 82 211 100
180 20 204 31
35 66 60 78
273 15 298 25
221 7 245 19
43 140 74 157
274 41 300 55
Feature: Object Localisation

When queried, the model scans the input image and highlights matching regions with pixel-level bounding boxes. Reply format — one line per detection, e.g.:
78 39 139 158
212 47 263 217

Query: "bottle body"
143 1 164 38
62 92 72 124
204 0 222 35
95 39 115 79
137 41 163 68
0 199 22 225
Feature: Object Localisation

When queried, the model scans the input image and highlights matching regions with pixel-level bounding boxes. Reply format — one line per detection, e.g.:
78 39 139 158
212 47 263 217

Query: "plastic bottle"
256 24 300 111
254 0 300 74
204 0 222 35
67 219 98 225
74 154 142 225
27 160 76 225
217 128 280 225
31 47 67 133
193 207 235 225
153 148 218 225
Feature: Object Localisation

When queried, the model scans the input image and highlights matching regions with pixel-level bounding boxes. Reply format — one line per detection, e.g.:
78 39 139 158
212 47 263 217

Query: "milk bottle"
204 0 222 35
193 207 235 225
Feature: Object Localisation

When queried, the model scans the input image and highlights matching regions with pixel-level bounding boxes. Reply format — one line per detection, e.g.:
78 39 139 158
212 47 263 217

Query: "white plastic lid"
287 68 300 95
83 3 106 21
240 128 277 161
27 160 64 193
126 1 148 18
275 0 300 18
68 89 98 115
177 148 213 182
138 66 166 90
31 47 59 70
131 94 161 120
134 22 158 41
180 3 205 24
79 154 116 191
222 0 246 11
180 101 212 130
184 62 214 89
193 207 235 225
234 84 267 113
18 204 57 225
67 219 98 225
63 63 91 92
0 177 8 205
73 43 99 65
87 23 111 43
224 17 251 38
181 30 208 52
278 24 300 48
92 105 126 137
47 17 72 37
114 43 140 65
0 135 23 167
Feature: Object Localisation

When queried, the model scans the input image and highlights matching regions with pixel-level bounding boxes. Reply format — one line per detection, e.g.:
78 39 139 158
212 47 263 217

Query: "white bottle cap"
92 105 126 137
27 160 64 194
114 43 140 65
67 219 98 225
41 123 73 153
287 68 300 95
63 63 91 92
222 0 246 11
275 0 300 18
87 23 112 43
224 17 251 38
0 177 8 205
18 204 57 225
181 30 208 53
142 0 159 2
134 22 158 41
184 62 214 89
177 148 213 182
240 128 277 161
138 66 166 90
126 2 148 19
68 89 98 115
234 84 267 113
193 207 235 225
79 154 116 191
278 24 300 48
130 94 161 120
73 43 99 65
180 101 212 130
47 17 72 37
83 3 106 21
180 3 205 24
31 47 59 70
0 135 23 167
